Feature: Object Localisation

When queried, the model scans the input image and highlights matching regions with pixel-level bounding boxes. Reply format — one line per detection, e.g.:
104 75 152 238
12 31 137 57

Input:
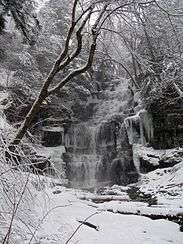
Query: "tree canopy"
0 0 39 43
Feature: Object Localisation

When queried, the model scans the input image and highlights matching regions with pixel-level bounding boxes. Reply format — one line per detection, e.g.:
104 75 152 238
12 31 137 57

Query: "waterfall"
64 119 138 189
65 123 103 189
67 154 101 188
64 121 120 189
63 79 139 189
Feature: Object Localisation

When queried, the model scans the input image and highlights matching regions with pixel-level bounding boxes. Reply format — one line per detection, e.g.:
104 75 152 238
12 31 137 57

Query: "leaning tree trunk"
6 88 48 164
9 62 59 146
10 90 47 146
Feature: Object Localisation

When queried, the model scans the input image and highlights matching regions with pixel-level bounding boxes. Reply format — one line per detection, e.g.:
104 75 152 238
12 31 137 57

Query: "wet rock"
52 190 62 194
110 158 138 185
41 126 64 147
138 147 183 173
127 186 157 206
139 157 159 173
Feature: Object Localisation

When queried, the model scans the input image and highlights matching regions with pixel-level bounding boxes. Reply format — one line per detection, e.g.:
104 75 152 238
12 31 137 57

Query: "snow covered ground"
0 155 183 244
30 185 183 244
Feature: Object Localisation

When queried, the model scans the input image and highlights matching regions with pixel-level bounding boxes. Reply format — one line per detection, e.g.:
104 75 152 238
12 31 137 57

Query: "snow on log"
96 201 183 227
78 195 130 203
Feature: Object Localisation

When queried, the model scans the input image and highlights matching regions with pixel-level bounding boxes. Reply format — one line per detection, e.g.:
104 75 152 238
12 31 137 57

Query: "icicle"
133 144 141 172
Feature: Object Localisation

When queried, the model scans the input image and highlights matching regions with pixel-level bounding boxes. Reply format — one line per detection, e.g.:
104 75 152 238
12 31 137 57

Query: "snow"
35 0 50 13
97 200 183 217
0 91 15 140
132 145 183 173
0 91 9 103
138 161 183 208
30 185 183 244
37 145 66 159
42 126 64 132
0 85 183 243
0 157 183 244
129 145 183 208
133 144 160 169
0 111 10 130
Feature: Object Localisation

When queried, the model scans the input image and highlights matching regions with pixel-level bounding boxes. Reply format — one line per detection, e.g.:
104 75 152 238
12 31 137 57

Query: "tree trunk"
10 90 47 146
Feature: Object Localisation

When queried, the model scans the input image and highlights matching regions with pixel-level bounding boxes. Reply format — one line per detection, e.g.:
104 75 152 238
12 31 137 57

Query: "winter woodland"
0 0 183 243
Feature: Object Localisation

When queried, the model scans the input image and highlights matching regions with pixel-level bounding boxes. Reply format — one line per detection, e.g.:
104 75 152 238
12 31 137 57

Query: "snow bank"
97 200 183 217
139 160 183 208
0 91 15 142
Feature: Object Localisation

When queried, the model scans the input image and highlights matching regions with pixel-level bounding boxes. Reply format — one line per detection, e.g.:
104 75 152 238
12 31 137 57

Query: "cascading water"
63 78 139 189
65 124 103 188
64 120 132 189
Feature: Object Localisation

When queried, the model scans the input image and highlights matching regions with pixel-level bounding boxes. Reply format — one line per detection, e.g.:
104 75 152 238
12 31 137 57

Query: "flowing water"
64 78 138 189
64 121 120 189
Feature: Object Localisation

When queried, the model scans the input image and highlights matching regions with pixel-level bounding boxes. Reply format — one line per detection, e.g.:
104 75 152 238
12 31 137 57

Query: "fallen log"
102 207 183 231
79 195 130 203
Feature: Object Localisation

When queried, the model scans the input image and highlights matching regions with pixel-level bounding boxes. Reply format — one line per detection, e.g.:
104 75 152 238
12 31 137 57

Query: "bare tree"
10 0 142 147
9 0 109 147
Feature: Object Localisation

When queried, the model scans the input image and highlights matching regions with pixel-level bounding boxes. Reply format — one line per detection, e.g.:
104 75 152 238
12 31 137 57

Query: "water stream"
64 120 136 189
63 79 139 189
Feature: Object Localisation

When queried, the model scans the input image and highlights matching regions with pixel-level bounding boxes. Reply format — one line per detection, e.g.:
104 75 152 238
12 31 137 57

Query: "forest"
0 0 183 243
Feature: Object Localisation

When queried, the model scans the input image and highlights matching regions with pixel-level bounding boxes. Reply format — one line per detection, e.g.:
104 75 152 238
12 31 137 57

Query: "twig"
64 212 100 244
28 204 72 244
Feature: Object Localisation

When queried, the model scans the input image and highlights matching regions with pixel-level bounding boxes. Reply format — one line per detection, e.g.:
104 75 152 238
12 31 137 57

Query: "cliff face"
151 110 183 149
125 93 183 150
123 91 183 175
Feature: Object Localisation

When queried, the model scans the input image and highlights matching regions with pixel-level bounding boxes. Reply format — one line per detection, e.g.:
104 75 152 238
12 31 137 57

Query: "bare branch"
72 0 79 23
64 212 100 244
173 83 183 98
55 0 79 65
48 3 109 95
57 5 94 72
